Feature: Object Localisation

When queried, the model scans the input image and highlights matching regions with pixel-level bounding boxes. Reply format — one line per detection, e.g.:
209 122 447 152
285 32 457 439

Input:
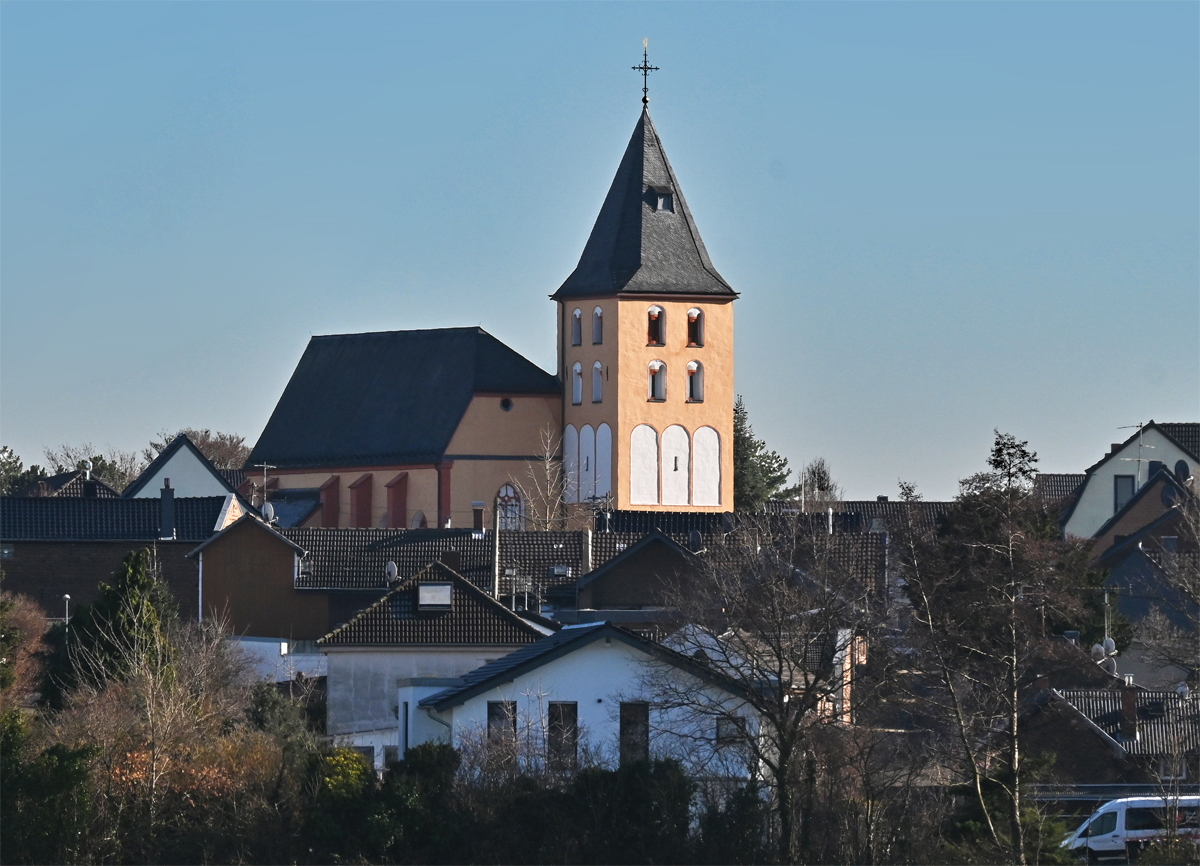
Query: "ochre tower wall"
616 297 733 511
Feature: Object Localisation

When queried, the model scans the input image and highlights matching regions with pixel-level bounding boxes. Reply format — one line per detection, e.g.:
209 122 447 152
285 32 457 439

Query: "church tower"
553 106 737 512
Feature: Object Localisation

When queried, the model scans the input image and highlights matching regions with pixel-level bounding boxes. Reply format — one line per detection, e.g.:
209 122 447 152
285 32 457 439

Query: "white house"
317 561 552 770
417 621 758 778
123 434 243 500
1062 421 1197 539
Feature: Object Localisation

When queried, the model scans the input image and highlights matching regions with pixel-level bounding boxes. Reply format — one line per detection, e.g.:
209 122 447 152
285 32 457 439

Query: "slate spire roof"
552 108 736 300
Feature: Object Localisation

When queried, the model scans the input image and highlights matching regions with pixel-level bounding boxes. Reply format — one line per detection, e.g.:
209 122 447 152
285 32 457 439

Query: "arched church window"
592 307 603 344
662 425 690 507
410 510 428 530
592 362 603 403
692 427 721 506
687 361 704 402
571 362 583 405
647 306 665 346
687 308 704 347
648 361 666 401
630 425 659 505
496 484 523 530
571 309 582 346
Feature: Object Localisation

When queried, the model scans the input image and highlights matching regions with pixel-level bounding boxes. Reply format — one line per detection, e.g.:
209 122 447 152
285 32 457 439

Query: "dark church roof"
246 327 560 470
552 108 736 300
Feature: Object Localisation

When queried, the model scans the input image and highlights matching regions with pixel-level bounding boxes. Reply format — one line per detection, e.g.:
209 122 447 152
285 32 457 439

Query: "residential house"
18 469 120 499
123 434 243 500
418 621 758 777
1061 421 1198 539
0 485 242 620
316 561 551 769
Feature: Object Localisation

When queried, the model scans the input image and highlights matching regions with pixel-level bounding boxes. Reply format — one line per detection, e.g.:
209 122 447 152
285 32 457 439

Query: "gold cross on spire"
632 38 659 105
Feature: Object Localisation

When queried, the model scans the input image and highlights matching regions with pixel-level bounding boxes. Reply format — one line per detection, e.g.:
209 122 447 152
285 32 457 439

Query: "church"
245 104 737 529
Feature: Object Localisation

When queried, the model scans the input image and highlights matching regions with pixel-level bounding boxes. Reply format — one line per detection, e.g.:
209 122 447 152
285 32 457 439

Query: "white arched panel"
662 425 690 506
580 425 596 502
596 424 613 499
630 425 659 505
563 425 579 504
693 427 721 506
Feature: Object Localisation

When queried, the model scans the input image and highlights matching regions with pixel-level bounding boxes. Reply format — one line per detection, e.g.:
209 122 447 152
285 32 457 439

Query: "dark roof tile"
318 562 545 647
1057 689 1199 755
17 470 121 499
1 497 228 541
247 328 560 470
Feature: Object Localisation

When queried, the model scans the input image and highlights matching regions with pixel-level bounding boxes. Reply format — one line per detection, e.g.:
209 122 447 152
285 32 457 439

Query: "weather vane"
632 38 659 105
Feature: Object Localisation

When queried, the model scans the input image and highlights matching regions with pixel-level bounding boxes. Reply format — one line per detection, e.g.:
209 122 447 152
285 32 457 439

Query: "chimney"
582 529 593 574
1034 675 1050 693
1120 686 1138 742
877 495 888 502
1149 460 1163 477
439 549 460 572
160 480 175 540
492 500 502 598
83 481 98 499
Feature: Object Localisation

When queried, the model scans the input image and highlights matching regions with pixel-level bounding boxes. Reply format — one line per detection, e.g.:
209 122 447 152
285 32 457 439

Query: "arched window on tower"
496 484 523 530
571 309 582 346
687 308 704 347
592 307 603 344
647 306 665 346
687 361 704 402
648 361 666 401
571 362 583 405
592 362 603 403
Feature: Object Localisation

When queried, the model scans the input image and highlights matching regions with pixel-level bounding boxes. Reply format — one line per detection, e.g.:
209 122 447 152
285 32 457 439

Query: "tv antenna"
1117 423 1155 486
253 463 276 507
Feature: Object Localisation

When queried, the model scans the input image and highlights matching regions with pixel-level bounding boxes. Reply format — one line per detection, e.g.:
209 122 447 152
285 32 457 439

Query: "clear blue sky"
2 2 1197 500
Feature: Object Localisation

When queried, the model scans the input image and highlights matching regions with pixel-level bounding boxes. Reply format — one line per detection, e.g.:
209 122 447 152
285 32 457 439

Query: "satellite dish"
1175 460 1191 483
1091 644 1106 661
262 502 275 523
1103 637 1117 656
385 560 398 582
1103 658 1117 675
1176 683 1190 699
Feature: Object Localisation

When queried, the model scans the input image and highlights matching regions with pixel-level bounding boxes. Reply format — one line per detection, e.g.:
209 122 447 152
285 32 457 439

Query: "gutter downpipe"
493 500 502 600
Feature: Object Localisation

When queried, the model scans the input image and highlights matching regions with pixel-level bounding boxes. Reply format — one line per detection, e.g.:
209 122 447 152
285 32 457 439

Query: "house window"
619 701 650 765
572 362 583 405
592 362 603 403
655 192 673 212
571 308 582 346
497 484 523 531
487 701 517 743
383 745 400 767
686 361 704 402
687 308 704 346
417 583 452 609
351 745 375 768
716 715 748 745
548 702 578 770
592 307 603 345
648 362 666 401
647 306 665 346
1114 475 1135 513
1162 535 1179 552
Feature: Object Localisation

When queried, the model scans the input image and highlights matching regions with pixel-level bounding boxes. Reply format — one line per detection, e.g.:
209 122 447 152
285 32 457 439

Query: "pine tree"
732 396 791 511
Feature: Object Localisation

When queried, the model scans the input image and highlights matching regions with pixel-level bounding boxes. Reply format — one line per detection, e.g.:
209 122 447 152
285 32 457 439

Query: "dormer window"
649 184 674 212
571 308 582 346
687 308 704 347
418 583 452 610
647 306 665 346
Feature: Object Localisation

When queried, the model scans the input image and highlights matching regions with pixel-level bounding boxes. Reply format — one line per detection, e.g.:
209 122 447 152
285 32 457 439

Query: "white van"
1064 796 1199 863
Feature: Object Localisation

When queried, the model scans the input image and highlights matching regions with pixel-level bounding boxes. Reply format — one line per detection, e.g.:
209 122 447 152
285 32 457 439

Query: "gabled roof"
317 561 547 647
18 470 121 499
552 108 736 300
1090 467 1190 544
245 327 560 470
1061 421 1199 528
1034 474 1087 505
578 529 698 590
123 434 238 499
1056 689 1199 755
420 621 750 712
186 512 306 558
1 496 229 542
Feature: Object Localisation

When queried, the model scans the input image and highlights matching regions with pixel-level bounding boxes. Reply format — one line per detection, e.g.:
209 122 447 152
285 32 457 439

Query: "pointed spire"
552 108 736 300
